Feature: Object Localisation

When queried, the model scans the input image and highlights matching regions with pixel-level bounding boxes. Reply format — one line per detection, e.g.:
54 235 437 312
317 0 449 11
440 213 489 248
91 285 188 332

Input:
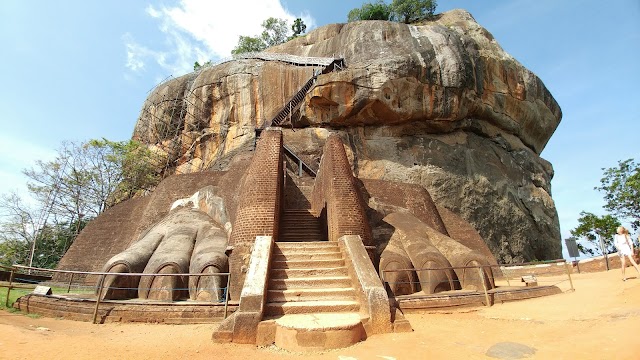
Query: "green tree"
87 139 161 205
390 0 437 23
1 138 160 268
570 212 621 256
193 60 212 71
232 17 292 55
261 17 289 47
596 159 640 230
24 139 160 220
232 36 267 54
0 193 88 268
290 18 307 39
348 1 392 21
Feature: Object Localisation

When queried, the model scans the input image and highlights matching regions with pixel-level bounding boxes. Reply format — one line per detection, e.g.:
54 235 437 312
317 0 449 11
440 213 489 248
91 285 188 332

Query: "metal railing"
2 265 232 324
283 144 317 177
381 259 574 307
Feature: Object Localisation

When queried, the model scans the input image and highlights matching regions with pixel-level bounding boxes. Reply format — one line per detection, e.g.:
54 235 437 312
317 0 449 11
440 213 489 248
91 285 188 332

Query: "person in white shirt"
613 226 640 281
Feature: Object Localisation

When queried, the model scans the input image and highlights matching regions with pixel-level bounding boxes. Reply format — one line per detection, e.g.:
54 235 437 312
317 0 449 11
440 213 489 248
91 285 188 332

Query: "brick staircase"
278 209 324 242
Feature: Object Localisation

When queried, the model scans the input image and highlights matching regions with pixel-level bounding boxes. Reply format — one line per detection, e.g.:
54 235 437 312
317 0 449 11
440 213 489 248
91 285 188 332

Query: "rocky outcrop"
132 9 562 262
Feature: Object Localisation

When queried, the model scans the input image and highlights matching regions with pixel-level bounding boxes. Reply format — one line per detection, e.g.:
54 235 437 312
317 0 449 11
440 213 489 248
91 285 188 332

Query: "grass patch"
0 287 32 310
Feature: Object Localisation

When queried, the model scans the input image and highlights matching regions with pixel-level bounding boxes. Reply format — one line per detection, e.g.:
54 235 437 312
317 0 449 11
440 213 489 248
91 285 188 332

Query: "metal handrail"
283 144 317 177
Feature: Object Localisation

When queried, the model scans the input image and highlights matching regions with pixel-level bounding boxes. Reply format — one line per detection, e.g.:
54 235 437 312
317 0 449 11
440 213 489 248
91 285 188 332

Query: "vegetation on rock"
231 17 306 55
348 0 437 23
348 1 393 21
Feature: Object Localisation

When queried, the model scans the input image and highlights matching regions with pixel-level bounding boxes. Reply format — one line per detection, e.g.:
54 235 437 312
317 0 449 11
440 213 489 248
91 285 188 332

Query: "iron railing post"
223 274 230 319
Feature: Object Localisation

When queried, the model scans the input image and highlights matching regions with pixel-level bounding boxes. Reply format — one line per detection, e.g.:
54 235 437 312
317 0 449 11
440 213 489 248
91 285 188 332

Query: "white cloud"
126 0 315 77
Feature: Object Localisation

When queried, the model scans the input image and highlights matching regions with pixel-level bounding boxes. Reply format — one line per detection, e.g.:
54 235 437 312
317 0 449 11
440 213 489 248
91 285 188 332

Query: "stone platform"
13 285 560 324
396 285 563 311
13 293 237 324
265 312 365 352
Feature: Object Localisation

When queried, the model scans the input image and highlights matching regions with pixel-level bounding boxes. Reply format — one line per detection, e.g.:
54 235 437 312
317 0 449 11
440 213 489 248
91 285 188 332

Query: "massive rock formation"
133 9 562 262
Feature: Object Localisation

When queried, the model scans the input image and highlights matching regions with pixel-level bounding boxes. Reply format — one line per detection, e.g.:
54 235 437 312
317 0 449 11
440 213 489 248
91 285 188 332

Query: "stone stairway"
266 241 359 315
260 241 365 351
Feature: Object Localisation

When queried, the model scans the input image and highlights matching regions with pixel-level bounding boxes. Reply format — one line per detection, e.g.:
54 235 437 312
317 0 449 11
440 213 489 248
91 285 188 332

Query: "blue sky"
1 1 638 258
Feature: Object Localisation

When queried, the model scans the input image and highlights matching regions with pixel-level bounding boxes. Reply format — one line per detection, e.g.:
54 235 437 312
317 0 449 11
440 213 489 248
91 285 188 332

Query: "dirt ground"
1 268 639 360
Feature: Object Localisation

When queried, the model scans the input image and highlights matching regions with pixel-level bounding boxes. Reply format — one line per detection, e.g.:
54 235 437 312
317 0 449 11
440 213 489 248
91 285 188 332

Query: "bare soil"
1 269 639 359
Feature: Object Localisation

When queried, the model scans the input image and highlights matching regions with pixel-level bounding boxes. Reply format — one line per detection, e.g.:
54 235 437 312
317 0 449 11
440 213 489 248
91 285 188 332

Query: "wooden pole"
5 269 15 308
563 261 575 292
66 273 74 293
92 277 104 324
478 266 491 307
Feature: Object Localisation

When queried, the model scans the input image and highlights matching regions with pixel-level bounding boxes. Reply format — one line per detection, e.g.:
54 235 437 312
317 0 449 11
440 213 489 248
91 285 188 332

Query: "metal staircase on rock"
270 74 318 127
267 56 344 127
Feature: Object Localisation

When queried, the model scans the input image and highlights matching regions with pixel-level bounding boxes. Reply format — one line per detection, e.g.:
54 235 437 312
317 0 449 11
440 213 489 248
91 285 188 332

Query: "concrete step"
267 288 357 302
265 300 360 315
271 258 345 269
279 223 321 228
282 210 315 215
278 233 324 238
269 276 352 290
272 252 342 261
279 225 322 235
278 237 324 242
278 236 325 242
275 242 338 250
257 313 365 352
270 267 348 279
271 313 365 352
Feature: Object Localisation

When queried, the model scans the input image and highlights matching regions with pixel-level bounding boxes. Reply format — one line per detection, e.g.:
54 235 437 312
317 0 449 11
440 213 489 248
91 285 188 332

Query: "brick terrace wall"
54 197 150 283
359 179 448 235
570 252 640 273
228 129 283 300
54 171 235 284
311 135 372 246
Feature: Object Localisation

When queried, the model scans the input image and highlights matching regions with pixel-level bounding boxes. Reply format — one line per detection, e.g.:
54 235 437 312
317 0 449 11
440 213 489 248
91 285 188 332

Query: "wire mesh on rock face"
133 53 346 177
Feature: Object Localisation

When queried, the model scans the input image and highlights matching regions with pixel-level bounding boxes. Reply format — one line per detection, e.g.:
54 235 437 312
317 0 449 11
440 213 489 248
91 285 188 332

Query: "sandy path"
1 269 639 359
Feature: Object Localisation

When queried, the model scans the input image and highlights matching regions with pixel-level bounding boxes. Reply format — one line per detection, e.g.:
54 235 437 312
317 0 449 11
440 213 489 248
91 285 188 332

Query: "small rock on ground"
486 342 536 359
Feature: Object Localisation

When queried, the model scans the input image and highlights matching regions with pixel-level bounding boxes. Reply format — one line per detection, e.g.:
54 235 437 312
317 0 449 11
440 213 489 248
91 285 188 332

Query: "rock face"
133 9 562 262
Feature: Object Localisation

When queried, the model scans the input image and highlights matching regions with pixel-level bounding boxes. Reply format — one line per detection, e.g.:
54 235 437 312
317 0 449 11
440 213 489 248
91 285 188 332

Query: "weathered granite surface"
132 9 562 262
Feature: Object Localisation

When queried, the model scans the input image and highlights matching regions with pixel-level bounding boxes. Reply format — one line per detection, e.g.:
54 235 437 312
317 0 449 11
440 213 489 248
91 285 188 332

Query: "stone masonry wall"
311 135 372 247
228 129 283 299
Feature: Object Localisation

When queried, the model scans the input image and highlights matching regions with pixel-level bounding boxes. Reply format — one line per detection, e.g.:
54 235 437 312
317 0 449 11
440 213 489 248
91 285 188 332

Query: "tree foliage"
348 1 392 21
232 17 306 55
0 138 159 268
570 212 621 256
291 18 307 38
347 0 437 23
0 192 89 268
193 60 212 71
596 158 640 230
391 0 437 23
